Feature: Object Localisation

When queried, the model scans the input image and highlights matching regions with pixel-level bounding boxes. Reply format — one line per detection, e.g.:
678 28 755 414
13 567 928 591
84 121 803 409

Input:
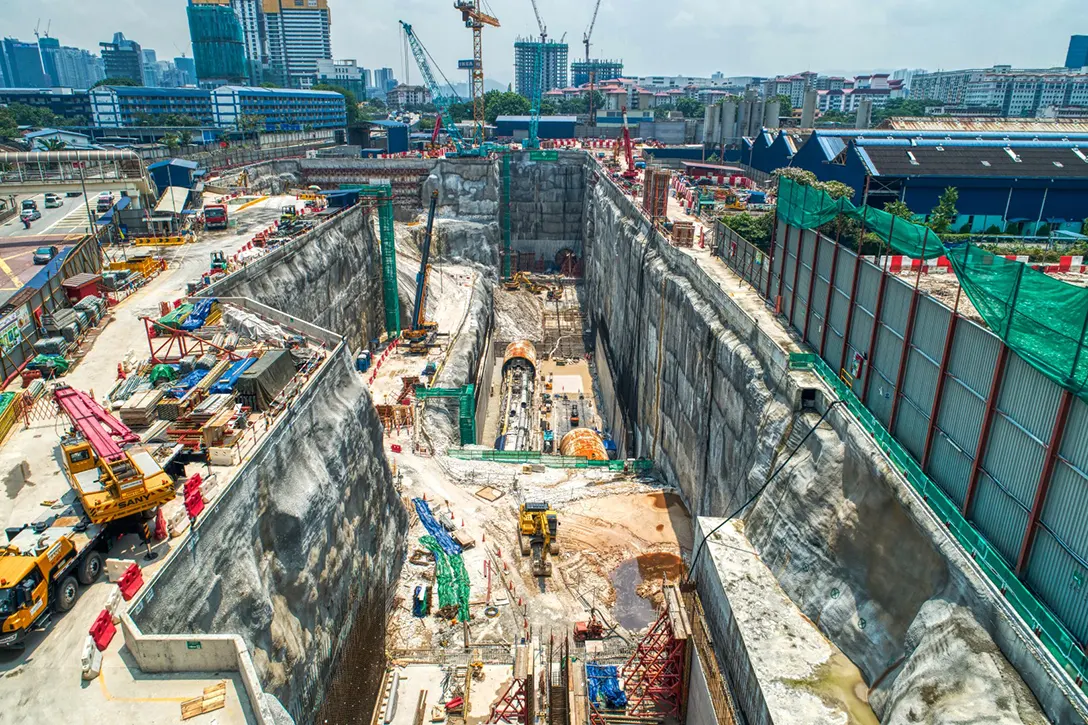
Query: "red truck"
203 203 228 230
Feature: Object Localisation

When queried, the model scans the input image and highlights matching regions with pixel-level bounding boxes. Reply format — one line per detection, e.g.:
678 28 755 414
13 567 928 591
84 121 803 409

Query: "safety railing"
446 448 652 472
789 351 1088 695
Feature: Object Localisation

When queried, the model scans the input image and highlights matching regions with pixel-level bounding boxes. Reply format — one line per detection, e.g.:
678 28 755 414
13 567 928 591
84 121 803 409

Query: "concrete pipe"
503 340 537 376
559 428 608 461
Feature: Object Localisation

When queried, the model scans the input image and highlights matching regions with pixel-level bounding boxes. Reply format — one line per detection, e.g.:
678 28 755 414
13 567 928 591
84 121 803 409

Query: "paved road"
0 192 104 292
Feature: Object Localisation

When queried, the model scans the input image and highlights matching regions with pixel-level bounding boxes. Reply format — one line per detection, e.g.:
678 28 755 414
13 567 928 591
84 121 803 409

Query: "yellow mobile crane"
518 502 559 577
405 191 440 354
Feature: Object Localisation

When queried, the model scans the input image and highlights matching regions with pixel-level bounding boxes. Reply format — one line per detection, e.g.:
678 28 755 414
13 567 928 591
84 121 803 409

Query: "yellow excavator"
518 502 559 577
504 271 547 294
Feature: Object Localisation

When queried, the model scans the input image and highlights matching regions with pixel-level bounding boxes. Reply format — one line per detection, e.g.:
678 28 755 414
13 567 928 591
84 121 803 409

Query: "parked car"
44 193 63 208
65 191 83 198
20 208 41 222
32 246 59 265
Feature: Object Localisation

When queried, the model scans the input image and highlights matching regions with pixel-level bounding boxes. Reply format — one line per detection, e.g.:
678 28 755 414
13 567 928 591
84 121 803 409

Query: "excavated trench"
132 153 1083 725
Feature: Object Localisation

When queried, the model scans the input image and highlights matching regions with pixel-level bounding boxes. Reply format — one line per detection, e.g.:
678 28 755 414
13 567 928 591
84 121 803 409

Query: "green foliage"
985 224 1004 235
816 110 853 125
237 114 266 133
771 167 855 200
1037 223 1051 237
0 107 18 139
5 103 85 129
483 90 530 125
927 186 959 235
163 133 180 151
675 97 704 118
653 105 674 120
312 83 359 125
447 102 472 123
706 152 721 163
419 117 436 131
41 139 68 151
720 212 774 244
872 98 944 124
773 94 793 115
178 130 194 146
91 77 138 88
820 181 855 200
259 82 279 89
883 200 914 221
540 100 557 116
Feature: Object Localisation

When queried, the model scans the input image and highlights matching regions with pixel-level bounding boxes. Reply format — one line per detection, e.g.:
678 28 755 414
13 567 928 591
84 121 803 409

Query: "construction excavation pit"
7 148 1088 725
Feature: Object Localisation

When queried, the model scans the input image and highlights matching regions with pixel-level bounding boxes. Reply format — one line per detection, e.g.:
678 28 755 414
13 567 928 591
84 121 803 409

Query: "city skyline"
7 0 1083 87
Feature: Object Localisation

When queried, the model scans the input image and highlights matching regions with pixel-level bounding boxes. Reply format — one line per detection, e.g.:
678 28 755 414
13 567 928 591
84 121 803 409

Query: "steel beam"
789 228 804 323
802 232 821 342
962 343 1009 516
922 307 959 469
888 287 922 433
838 251 863 384
860 257 891 405
819 234 842 358
1016 389 1074 575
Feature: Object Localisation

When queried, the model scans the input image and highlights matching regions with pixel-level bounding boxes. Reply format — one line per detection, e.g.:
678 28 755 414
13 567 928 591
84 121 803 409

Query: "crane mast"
454 1 500 147
583 0 603 126
408 191 440 350
526 0 548 149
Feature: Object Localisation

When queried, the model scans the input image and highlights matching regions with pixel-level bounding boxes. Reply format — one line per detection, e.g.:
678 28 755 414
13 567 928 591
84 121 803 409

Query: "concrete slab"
696 518 877 725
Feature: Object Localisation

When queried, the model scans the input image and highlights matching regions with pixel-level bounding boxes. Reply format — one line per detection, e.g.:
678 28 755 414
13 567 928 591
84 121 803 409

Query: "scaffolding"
414 384 477 445
348 184 400 336
502 153 513 279
622 585 691 719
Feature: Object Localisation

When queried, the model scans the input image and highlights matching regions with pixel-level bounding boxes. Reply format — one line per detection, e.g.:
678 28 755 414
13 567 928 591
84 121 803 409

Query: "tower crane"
583 0 603 126
453 0 500 147
621 106 638 180
526 0 548 149
401 21 468 156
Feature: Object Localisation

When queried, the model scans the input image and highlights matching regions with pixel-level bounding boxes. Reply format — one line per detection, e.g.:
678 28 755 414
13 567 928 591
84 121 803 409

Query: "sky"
12 0 1084 85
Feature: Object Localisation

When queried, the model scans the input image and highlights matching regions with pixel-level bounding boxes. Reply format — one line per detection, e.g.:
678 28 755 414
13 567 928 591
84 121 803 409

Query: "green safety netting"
776 176 1088 399
420 536 471 622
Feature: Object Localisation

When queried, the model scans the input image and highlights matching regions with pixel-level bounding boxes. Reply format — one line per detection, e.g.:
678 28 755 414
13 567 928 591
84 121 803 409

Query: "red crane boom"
54 385 138 461
621 106 638 180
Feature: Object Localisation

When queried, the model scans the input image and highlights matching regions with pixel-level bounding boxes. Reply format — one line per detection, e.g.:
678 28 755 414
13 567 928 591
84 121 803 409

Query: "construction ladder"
345 184 401 336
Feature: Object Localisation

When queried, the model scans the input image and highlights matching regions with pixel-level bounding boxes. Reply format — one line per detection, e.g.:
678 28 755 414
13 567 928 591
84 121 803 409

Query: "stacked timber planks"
119 389 163 428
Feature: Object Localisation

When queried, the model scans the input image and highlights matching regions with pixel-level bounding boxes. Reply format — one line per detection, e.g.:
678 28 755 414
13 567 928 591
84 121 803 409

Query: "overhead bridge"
0 149 154 197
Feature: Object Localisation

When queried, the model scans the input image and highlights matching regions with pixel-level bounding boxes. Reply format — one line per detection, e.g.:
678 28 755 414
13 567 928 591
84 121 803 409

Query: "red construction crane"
621 106 638 180
54 385 138 462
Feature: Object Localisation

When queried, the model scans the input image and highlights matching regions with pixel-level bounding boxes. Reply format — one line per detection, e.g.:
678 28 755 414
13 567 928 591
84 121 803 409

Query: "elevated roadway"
0 149 154 198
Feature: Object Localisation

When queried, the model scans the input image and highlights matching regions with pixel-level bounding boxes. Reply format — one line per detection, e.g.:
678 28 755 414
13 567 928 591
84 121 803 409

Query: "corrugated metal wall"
715 220 1088 648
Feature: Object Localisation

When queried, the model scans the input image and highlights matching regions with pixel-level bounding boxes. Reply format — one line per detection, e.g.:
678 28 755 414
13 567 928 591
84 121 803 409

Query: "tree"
927 187 959 236
483 90 530 125
773 94 793 115
42 139 68 151
883 200 914 221
237 114 266 133
178 130 194 146
872 97 944 124
653 105 675 120
312 83 360 125
720 212 775 245
816 110 853 125
675 97 704 118
259 82 280 89
540 100 557 116
0 108 18 139
448 102 473 123
91 77 138 88
163 133 181 152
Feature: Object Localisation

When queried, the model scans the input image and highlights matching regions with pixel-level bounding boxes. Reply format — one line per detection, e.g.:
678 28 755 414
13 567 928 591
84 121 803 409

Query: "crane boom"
54 385 138 461
412 191 439 332
400 21 466 155
621 106 638 180
583 0 604 126
454 0 500 146
529 0 546 41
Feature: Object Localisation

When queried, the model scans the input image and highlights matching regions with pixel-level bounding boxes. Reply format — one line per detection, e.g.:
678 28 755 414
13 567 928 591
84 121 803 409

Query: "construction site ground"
0 195 297 725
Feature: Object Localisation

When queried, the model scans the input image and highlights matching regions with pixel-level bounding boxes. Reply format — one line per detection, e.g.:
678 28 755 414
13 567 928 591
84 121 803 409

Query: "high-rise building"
262 0 332 89
38 37 61 86
513 39 568 96
142 49 161 87
1066 36 1088 69
910 66 1088 116
231 0 268 85
315 59 366 97
374 67 394 92
100 33 145 84
188 0 249 87
571 59 622 87
1 38 48 88
52 47 105 89
175 56 197 86
361 67 372 89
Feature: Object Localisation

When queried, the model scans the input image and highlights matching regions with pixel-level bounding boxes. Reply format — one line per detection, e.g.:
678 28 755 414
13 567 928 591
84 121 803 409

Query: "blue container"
356 351 372 372
748 190 767 204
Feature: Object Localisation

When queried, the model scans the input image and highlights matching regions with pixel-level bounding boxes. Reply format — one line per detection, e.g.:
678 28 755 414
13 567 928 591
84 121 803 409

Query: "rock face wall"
507 152 585 251
244 160 303 194
134 349 407 724
205 206 385 351
583 165 1075 724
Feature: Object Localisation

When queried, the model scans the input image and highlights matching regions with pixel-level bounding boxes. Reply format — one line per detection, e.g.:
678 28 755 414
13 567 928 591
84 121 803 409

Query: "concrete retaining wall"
131 342 407 724
200 206 385 351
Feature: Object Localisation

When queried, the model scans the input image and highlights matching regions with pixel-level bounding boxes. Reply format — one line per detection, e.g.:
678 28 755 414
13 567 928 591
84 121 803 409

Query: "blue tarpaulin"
210 357 256 394
166 368 209 398
412 498 462 556
180 297 215 331
586 664 627 710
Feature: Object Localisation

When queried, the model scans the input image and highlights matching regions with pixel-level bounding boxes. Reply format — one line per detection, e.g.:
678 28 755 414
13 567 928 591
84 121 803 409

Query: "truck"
95 192 115 213
203 203 229 230
54 385 177 526
0 493 108 648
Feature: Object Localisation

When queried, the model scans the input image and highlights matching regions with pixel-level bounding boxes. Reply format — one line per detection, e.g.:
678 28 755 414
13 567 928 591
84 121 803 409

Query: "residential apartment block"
910 66 1088 117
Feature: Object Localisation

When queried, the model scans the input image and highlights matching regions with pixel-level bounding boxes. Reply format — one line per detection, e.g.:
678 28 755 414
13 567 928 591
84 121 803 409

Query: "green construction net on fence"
776 176 1088 399
420 535 471 622
445 448 653 472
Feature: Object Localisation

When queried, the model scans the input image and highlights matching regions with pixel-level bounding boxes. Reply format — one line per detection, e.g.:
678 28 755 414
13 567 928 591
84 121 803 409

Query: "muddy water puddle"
609 552 685 631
